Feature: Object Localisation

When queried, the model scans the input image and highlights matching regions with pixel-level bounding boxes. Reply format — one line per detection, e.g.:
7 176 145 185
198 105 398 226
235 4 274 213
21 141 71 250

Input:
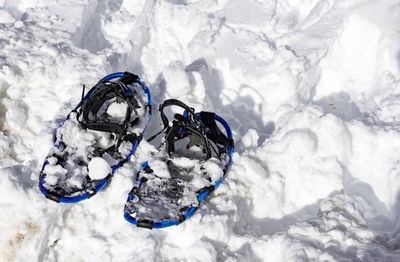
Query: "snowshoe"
124 99 234 228
39 72 151 203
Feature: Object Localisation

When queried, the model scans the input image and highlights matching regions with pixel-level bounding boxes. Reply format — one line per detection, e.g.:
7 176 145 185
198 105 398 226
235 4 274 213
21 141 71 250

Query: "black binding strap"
158 99 201 130
77 72 142 146
199 112 232 149
157 99 211 159
147 99 232 161
147 99 236 161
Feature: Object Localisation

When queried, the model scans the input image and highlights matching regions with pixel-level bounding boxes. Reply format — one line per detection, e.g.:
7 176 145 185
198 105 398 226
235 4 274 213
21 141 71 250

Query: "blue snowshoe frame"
38 72 152 203
124 113 234 228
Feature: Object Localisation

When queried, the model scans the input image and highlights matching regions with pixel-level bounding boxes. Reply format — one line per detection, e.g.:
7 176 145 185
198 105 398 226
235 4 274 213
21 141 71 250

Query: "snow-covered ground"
1 0 400 261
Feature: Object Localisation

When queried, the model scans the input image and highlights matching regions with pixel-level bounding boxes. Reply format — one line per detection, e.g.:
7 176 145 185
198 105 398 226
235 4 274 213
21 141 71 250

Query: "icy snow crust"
1 0 400 261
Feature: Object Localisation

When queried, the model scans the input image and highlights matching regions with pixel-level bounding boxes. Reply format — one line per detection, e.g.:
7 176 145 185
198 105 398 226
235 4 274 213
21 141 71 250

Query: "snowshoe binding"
124 99 234 228
39 72 151 203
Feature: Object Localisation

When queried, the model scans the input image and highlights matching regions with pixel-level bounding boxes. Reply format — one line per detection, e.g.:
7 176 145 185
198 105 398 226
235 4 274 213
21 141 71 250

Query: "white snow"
88 157 111 180
106 100 128 119
0 9 14 24
1 0 400 261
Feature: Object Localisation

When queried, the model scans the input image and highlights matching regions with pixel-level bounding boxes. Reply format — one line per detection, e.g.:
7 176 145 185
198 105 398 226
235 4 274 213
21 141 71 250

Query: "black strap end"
228 138 234 148
87 188 97 198
136 219 154 229
205 185 215 194
45 191 61 203
119 72 138 85
178 215 186 224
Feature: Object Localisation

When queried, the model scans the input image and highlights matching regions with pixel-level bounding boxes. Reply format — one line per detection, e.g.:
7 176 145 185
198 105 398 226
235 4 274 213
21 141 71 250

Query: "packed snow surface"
1 0 400 261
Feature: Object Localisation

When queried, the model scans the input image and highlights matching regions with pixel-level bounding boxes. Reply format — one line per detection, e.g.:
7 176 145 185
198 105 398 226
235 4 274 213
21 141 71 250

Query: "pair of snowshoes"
38 72 234 229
